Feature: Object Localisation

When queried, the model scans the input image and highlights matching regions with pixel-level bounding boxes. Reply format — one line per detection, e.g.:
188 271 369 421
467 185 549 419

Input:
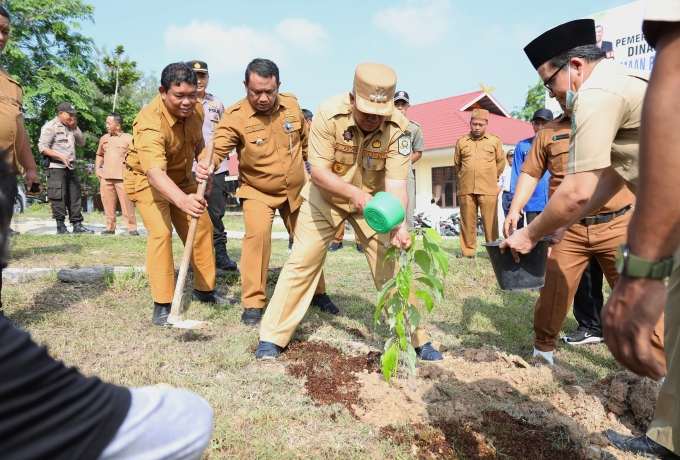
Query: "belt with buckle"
580 205 632 227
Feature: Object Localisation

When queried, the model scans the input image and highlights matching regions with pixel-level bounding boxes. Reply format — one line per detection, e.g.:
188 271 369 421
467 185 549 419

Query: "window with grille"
431 166 457 208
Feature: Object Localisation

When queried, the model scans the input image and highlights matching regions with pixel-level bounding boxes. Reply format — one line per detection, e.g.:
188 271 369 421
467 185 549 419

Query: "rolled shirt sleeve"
136 129 168 173
37 125 56 153
567 89 627 175
521 134 549 180
307 107 336 169
495 137 505 177
412 124 424 152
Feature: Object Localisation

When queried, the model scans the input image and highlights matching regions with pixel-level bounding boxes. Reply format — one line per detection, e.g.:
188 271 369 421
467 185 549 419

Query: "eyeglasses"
543 62 568 92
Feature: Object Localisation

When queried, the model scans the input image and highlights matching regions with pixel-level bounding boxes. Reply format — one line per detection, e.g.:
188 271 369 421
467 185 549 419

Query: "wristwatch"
615 244 674 279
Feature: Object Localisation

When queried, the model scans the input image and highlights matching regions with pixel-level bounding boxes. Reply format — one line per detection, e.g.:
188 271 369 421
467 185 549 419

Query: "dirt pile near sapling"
589 370 661 432
283 340 381 414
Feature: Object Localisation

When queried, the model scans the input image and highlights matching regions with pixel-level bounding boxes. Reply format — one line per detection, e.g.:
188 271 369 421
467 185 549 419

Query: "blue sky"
82 0 630 114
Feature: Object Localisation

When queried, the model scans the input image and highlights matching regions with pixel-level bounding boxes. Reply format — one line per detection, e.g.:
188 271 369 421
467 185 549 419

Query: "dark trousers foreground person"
0 160 213 460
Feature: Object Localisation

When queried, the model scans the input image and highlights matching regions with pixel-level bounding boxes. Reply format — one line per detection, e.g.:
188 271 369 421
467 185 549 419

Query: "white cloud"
275 18 327 53
372 0 451 46
164 18 327 76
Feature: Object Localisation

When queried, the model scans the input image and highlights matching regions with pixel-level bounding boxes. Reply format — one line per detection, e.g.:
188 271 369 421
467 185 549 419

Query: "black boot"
72 222 94 234
310 293 339 314
152 302 171 326
192 289 238 305
328 241 343 252
56 220 70 234
241 308 262 325
605 430 680 459
215 243 237 271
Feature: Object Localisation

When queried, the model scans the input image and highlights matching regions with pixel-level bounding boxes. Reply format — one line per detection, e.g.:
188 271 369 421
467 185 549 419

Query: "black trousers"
46 168 83 223
573 257 604 335
193 171 228 246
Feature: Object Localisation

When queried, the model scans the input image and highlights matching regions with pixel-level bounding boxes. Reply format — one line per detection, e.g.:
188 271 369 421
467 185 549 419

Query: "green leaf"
416 274 444 296
430 244 449 278
414 250 431 273
406 304 421 329
404 344 418 375
396 263 412 303
384 337 394 352
423 227 443 244
399 336 408 350
395 310 405 339
376 278 396 309
382 343 399 382
382 246 396 268
414 290 434 313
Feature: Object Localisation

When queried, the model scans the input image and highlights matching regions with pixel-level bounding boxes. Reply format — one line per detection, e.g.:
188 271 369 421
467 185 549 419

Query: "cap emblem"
369 87 388 103
194 63 201 69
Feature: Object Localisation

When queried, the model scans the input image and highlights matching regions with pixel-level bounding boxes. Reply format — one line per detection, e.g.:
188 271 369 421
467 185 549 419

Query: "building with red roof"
407 90 534 210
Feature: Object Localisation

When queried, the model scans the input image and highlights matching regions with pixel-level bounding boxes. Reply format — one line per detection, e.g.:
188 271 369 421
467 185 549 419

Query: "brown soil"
283 340 651 459
283 341 380 413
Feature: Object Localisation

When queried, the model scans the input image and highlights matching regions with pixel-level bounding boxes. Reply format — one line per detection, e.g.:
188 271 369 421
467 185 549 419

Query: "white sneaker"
561 329 605 345
532 348 554 365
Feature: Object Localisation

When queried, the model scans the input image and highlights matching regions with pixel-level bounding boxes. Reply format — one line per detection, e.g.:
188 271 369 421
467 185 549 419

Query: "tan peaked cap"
471 108 489 120
353 63 396 116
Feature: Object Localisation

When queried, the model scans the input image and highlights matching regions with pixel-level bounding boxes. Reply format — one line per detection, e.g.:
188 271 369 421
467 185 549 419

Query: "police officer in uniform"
454 109 505 257
243 63 443 361
393 90 424 232
124 62 235 326
38 102 94 234
194 59 335 326
95 113 138 235
186 60 237 271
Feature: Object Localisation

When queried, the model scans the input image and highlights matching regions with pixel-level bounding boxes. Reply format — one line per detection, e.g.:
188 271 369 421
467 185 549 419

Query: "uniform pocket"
47 186 62 200
361 155 386 190
483 144 496 160
548 141 569 173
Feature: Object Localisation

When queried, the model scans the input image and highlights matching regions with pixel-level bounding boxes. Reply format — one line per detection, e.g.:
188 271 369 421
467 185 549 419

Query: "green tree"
511 79 546 121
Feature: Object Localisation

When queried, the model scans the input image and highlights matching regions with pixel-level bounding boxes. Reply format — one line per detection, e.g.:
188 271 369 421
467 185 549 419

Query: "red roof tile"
408 90 534 151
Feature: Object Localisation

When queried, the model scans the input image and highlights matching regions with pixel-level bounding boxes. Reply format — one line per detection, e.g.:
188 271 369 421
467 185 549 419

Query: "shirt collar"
156 95 181 127
468 132 489 141
243 94 284 119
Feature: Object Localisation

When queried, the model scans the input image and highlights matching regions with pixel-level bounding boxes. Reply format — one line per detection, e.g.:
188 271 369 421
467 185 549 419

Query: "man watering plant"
232 62 443 361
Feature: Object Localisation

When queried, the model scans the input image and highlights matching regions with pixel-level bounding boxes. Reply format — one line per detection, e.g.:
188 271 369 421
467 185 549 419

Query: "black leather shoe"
310 293 339 315
128 230 139 236
605 429 680 459
152 302 171 326
415 342 444 361
192 289 238 305
101 230 115 235
215 243 238 271
328 241 343 252
241 308 262 325
255 341 282 359
72 223 94 234
56 221 70 234
356 243 364 253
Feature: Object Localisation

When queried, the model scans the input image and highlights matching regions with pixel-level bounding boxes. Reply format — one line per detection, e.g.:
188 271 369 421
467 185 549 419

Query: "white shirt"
499 164 512 192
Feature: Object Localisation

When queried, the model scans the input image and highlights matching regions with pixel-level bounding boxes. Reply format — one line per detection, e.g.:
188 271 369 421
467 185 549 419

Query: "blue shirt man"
510 108 553 222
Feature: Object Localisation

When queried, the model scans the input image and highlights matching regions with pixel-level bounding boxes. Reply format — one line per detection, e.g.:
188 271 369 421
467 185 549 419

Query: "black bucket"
482 236 551 291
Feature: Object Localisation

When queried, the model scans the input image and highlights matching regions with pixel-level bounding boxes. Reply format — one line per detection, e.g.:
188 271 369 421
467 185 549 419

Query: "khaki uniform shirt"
523 114 634 214
0 65 24 173
125 94 204 193
567 59 649 195
198 93 307 212
454 132 505 195
38 118 85 169
305 92 410 220
96 132 133 180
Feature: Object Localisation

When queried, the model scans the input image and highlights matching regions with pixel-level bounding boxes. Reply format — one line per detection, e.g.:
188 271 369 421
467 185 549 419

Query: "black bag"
39 153 50 168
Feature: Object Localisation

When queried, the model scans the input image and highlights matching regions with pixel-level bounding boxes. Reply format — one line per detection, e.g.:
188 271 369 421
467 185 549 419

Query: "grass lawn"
3 231 623 459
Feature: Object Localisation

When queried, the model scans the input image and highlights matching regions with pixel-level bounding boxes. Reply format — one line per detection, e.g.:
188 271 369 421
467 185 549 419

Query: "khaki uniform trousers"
101 178 137 232
241 199 325 310
332 222 361 245
648 256 680 453
260 196 429 348
534 211 666 369
127 182 215 304
458 193 499 257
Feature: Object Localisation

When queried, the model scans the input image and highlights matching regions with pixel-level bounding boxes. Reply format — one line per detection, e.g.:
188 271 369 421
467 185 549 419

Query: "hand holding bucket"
364 192 405 234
